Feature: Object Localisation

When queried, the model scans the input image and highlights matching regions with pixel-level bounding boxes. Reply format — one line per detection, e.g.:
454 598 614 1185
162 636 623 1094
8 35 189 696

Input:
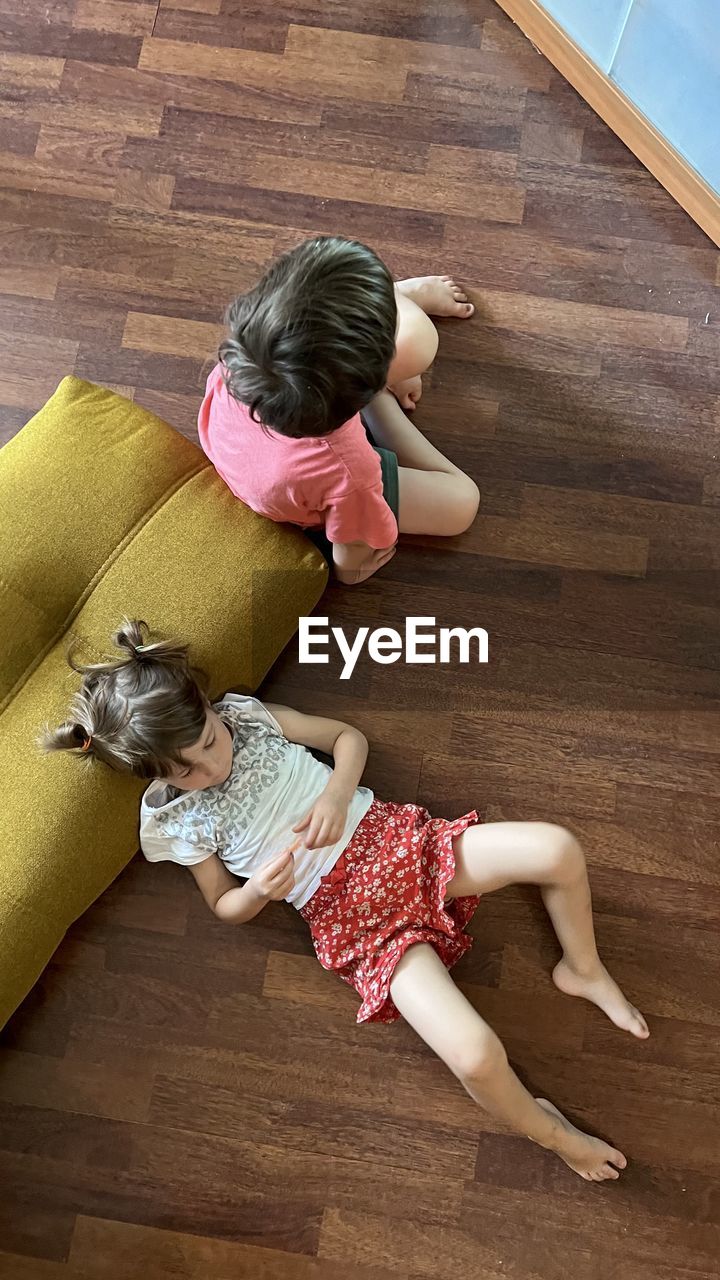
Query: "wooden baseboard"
492 0 720 248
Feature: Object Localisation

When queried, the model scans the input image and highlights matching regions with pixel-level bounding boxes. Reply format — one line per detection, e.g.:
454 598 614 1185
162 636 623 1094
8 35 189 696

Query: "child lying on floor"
44 619 649 1183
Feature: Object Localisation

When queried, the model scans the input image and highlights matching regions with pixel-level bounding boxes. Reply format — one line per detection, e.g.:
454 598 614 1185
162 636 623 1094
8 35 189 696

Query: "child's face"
162 708 234 792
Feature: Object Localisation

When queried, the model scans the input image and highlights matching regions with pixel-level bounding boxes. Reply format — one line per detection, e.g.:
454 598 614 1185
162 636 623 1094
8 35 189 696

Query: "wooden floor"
2 1 720 1276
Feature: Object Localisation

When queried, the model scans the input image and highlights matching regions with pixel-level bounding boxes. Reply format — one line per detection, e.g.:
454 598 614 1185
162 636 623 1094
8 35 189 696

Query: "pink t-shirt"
197 365 398 549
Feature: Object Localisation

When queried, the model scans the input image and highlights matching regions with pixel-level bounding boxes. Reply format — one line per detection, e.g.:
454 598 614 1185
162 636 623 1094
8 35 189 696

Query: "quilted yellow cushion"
0 377 328 1028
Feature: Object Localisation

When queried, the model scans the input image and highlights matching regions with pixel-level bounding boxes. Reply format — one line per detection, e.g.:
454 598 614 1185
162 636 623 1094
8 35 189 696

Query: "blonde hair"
41 619 209 779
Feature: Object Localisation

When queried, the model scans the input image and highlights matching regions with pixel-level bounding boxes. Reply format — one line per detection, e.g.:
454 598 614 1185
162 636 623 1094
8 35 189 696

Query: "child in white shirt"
44 619 649 1184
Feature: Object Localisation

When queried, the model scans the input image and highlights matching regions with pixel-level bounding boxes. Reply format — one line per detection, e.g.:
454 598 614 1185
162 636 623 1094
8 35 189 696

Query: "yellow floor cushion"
0 377 328 1029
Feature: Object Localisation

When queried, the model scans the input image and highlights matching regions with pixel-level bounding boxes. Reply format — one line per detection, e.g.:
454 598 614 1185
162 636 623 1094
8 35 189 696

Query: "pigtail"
39 720 93 757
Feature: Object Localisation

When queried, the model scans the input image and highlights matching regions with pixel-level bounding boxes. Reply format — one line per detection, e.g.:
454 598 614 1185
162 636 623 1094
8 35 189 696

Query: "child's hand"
249 847 297 901
293 792 348 850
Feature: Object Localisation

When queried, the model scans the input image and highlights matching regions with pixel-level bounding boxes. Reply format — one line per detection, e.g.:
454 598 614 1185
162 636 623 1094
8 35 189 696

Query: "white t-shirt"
139 693 374 909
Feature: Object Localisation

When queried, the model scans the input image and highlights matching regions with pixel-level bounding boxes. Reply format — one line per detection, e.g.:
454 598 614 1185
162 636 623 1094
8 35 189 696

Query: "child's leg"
388 277 474 410
389 943 628 1182
387 291 438 408
361 389 479 537
447 821 649 1039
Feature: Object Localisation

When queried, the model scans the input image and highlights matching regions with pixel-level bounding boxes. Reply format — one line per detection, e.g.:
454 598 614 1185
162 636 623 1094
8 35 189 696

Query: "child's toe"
632 1007 650 1038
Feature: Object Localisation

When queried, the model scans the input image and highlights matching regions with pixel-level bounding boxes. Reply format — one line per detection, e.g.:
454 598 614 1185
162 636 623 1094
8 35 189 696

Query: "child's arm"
264 704 369 848
332 538 397 586
190 850 295 923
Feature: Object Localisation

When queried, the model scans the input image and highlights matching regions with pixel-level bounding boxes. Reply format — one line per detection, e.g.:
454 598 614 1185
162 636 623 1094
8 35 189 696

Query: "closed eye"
175 730 216 780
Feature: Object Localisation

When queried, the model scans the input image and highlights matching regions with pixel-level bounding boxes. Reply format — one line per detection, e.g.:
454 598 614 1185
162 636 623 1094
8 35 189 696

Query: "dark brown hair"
41 620 209 779
219 236 397 438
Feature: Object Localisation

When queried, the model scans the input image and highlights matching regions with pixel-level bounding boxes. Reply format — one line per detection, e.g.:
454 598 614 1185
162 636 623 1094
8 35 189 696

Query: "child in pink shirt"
199 237 479 584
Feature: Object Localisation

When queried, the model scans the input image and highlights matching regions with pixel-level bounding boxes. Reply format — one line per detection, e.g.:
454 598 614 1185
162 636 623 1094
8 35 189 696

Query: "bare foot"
553 958 649 1039
388 373 423 410
396 275 474 319
535 1099 627 1182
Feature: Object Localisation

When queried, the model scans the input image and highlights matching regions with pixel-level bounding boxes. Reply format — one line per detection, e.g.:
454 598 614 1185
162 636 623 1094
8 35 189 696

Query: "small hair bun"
114 618 149 659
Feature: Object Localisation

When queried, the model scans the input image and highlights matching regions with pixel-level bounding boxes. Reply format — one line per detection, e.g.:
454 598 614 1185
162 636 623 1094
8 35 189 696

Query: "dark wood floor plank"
459 1181 720 1278
67 1212 399 1279
0 13 143 67
153 8 289 54
124 106 434 176
0 1048 154 1123
148 1073 478 1181
170 175 448 250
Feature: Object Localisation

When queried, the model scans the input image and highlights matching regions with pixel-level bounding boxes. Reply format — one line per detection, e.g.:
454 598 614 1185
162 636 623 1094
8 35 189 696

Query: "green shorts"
302 426 399 565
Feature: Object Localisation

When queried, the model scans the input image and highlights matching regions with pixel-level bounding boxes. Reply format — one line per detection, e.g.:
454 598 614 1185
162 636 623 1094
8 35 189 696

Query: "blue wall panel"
610 0 720 195
539 0 633 71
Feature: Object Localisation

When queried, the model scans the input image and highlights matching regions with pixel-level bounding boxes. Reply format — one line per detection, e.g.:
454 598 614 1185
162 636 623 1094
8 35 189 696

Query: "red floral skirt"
300 798 481 1023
